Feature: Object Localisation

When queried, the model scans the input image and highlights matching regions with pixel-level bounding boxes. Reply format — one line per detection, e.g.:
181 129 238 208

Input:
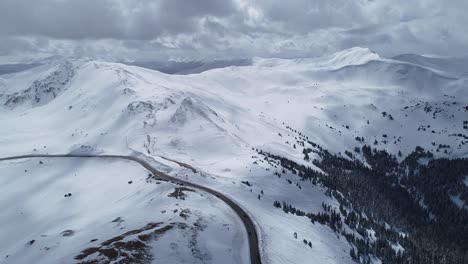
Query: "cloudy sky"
0 0 467 61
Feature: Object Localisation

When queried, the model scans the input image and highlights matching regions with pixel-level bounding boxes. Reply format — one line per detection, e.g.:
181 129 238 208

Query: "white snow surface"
0 47 467 264
0 158 248 264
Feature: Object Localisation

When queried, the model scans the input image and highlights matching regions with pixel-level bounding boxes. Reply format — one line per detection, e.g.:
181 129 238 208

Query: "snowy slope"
0 47 466 264
393 53 468 77
0 157 248 264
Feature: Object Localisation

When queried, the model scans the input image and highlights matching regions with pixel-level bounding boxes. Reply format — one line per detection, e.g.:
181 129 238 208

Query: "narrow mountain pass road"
0 154 262 264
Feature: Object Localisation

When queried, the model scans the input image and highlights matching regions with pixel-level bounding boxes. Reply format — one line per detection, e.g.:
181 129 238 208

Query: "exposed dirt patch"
168 187 194 200
179 208 191 220
61 230 75 237
110 217 124 227
75 222 162 263
188 218 211 262
74 222 186 264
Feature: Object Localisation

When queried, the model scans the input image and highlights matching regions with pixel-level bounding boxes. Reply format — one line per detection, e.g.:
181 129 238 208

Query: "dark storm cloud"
0 0 237 40
123 0 237 39
0 0 125 39
0 0 466 60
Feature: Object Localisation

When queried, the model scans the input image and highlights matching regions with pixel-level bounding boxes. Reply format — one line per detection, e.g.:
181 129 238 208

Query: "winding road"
0 153 262 264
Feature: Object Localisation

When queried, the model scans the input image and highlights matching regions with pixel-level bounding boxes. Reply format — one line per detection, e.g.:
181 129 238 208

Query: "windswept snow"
393 53 468 77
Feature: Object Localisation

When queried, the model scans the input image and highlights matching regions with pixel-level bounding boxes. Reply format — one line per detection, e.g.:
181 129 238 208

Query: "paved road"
0 154 262 264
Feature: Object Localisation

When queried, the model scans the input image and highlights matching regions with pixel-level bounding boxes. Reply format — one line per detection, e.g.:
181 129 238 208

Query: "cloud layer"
0 0 467 60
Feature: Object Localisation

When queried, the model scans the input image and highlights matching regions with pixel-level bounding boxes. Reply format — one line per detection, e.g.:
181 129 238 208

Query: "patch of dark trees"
260 142 468 264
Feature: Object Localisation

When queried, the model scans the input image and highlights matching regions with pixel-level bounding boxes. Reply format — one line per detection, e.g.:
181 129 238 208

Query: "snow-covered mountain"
0 158 248 264
125 58 252 75
0 47 466 264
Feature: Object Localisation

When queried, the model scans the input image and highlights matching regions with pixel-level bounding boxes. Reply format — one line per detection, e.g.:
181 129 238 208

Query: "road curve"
0 154 262 264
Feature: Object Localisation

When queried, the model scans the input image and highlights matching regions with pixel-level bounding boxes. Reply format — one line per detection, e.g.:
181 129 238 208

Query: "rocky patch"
168 187 194 200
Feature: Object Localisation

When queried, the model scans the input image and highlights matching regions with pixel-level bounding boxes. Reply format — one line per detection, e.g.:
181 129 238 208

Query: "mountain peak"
324 47 380 67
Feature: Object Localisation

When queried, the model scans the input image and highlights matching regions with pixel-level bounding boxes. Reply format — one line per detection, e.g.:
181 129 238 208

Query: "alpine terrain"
0 47 467 264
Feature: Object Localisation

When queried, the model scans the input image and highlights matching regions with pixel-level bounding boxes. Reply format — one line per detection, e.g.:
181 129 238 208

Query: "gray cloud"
0 0 125 39
0 0 237 40
0 0 466 61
